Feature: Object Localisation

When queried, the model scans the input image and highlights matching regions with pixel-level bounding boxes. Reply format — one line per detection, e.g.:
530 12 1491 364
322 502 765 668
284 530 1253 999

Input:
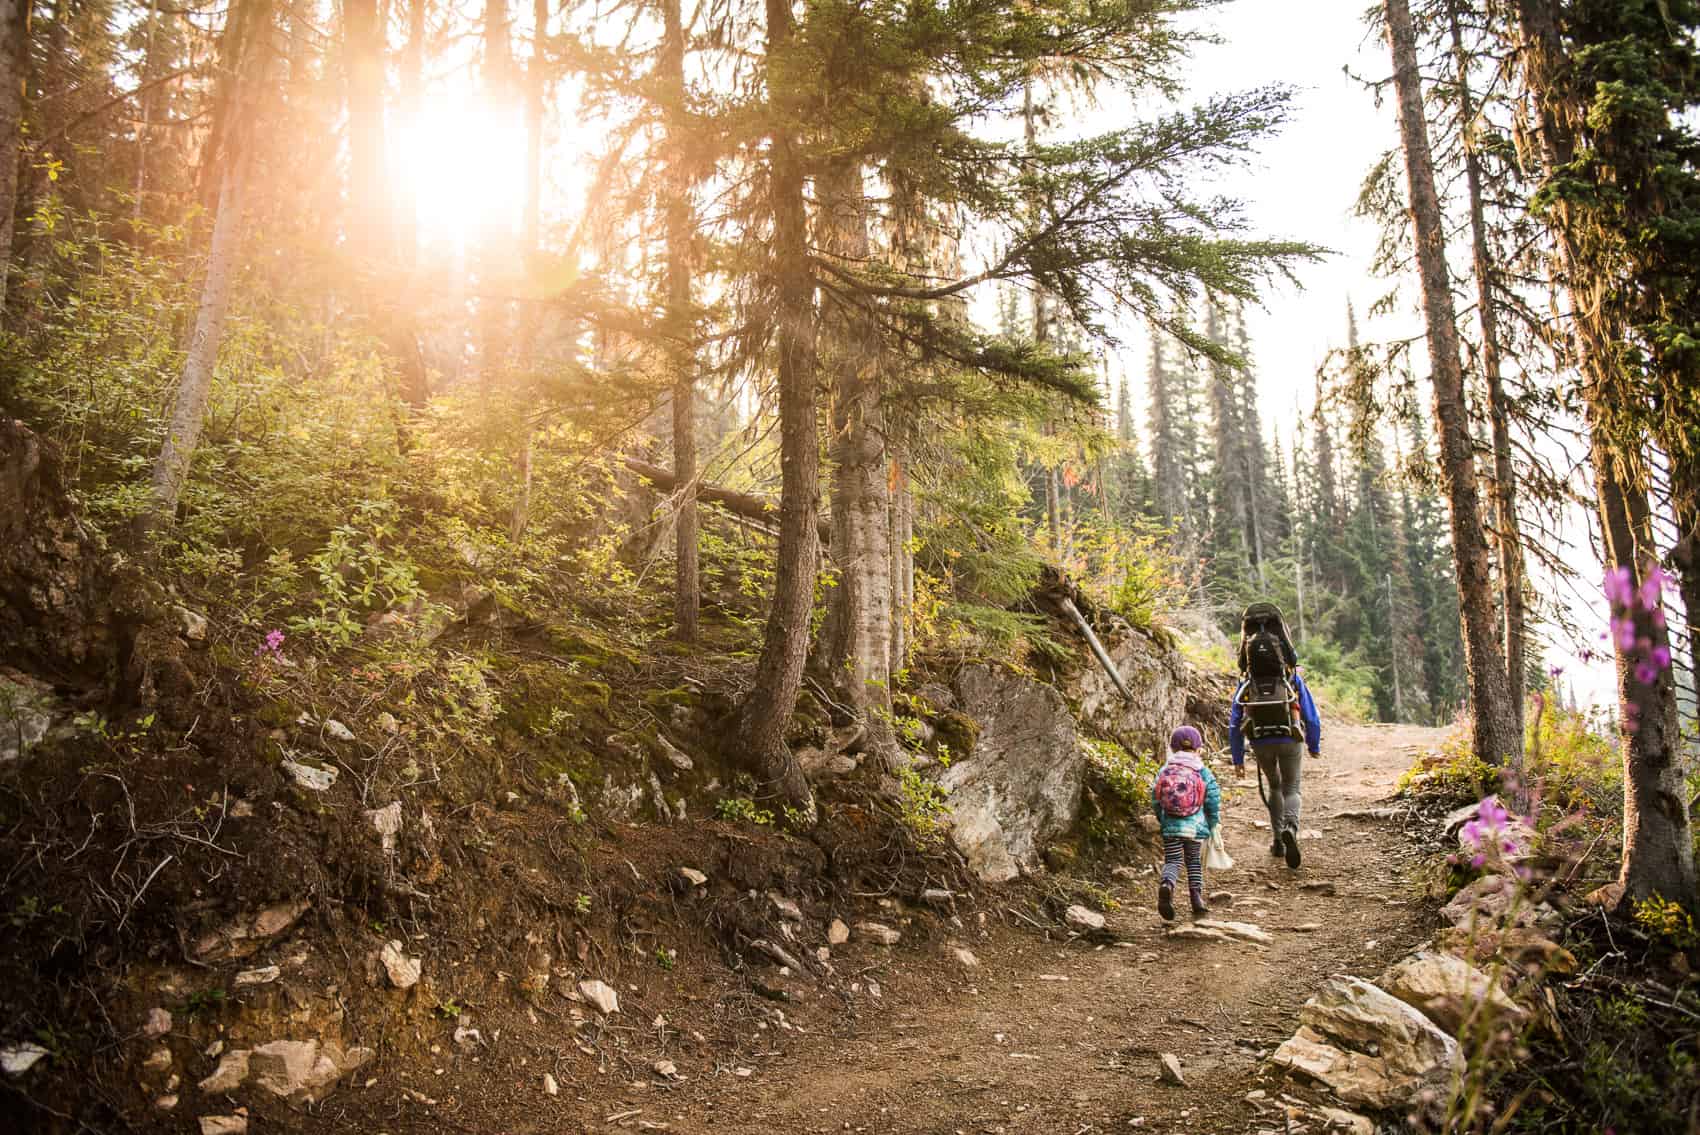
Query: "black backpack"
1238 603 1304 743
1242 672 1304 743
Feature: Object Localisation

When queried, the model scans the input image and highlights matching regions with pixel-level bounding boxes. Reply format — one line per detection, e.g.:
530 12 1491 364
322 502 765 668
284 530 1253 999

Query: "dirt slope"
643 722 1446 1135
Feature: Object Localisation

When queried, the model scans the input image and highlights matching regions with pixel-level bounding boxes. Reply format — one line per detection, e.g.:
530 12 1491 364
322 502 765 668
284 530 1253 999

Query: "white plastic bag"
1205 828 1234 870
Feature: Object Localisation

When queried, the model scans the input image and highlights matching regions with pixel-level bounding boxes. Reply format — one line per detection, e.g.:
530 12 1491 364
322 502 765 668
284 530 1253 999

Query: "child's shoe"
1157 882 1175 922
1189 889 1210 918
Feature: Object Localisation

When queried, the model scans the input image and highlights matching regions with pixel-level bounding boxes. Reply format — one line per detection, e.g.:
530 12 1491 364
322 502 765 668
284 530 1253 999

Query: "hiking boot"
1157 882 1175 922
1269 837 1284 857
1281 829 1302 869
1189 890 1210 917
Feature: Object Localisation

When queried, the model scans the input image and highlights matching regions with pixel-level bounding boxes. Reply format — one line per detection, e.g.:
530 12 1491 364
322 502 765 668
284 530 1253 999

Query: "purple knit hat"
1169 725 1203 752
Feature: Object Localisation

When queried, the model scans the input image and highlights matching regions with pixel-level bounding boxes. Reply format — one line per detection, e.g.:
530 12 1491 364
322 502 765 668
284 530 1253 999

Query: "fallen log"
623 458 831 543
1059 596 1132 702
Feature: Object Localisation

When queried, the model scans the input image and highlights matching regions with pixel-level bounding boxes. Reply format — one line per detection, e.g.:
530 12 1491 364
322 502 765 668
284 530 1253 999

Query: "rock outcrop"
1269 975 1461 1110
1063 619 1191 752
0 419 119 682
940 665 1088 882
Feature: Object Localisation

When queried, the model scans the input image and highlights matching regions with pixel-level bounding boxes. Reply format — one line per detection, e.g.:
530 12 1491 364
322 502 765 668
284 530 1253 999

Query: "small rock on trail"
578 979 620 1015
1064 904 1106 933
855 921 901 946
1158 1053 1186 1085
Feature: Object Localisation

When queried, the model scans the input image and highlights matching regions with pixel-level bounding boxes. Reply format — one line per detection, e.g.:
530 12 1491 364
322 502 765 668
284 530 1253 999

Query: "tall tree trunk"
1671 453 1700 717
818 159 898 771
344 0 388 263
396 0 425 266
889 448 913 676
0 0 28 313
345 0 428 416
1384 0 1520 766
144 0 272 536
478 0 512 391
661 0 698 641
1594 435 1694 907
732 0 816 814
509 0 550 540
1447 0 1527 740
1513 0 1697 910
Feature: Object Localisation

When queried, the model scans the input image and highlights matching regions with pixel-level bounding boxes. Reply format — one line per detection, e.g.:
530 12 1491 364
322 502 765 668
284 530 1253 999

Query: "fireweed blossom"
1457 795 1531 877
256 630 286 661
1603 563 1675 698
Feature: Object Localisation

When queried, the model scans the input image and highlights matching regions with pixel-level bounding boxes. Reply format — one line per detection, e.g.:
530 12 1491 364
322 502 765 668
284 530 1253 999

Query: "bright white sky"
1145 0 1621 711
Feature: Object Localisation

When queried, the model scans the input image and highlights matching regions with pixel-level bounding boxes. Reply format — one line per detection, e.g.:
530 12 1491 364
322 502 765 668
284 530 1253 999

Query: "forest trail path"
668 722 1447 1135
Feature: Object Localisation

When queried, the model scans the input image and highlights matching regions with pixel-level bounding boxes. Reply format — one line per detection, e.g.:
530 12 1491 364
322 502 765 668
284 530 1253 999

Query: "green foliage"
1525 699 1621 816
1396 725 1498 802
1632 896 1698 950
1297 639 1378 725
713 797 775 827
181 988 227 1018
896 766 950 845
1084 737 1159 808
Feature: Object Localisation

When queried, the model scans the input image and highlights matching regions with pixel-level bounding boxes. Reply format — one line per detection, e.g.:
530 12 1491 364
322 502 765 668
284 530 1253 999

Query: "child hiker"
1153 725 1221 921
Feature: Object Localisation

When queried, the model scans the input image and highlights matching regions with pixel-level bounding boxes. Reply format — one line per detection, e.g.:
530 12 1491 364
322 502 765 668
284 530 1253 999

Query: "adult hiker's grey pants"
1256 742 1304 835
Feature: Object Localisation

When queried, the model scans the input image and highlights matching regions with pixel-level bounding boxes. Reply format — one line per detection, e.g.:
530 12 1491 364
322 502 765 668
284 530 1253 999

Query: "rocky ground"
641 722 1448 1135
289 720 1432 1135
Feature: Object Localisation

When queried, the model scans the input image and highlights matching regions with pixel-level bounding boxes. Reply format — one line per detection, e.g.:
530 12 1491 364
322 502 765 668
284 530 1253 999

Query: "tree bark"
0 0 28 313
509 0 550 540
144 0 272 536
661 0 698 642
478 0 512 391
1594 434 1694 908
344 0 388 263
1447 0 1527 740
818 158 899 771
1671 453 1700 717
732 0 816 813
1512 0 1698 910
1384 0 1521 766
889 447 913 676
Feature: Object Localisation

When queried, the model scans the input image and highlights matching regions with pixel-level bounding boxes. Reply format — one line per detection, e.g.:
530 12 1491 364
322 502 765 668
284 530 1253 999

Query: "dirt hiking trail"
647 722 1446 1135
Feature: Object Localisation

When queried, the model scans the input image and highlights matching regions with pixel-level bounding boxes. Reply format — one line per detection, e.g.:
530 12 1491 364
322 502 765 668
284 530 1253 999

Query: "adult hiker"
1228 601 1320 868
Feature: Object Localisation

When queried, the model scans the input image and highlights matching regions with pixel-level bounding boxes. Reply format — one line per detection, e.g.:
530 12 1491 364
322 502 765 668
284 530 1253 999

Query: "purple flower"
1548 665 1565 678
1615 618 1638 652
1470 853 1486 869
1652 645 1671 669
1638 570 1666 611
256 629 286 661
1635 660 1661 685
1605 566 1635 608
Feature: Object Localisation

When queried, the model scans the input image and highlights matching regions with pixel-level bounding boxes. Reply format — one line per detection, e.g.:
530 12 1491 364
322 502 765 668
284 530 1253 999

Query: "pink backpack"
1155 762 1205 817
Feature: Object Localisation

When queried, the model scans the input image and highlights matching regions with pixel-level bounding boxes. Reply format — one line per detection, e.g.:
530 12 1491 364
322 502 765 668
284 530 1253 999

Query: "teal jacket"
1152 750 1222 841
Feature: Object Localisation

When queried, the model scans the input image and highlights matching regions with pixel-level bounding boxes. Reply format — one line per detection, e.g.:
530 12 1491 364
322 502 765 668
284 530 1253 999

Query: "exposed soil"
645 722 1449 1135
309 721 1441 1135
5 715 1447 1135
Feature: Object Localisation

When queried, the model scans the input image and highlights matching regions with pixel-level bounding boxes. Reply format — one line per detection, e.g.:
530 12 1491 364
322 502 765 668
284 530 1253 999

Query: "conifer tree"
1383 0 1521 762
1509 0 1698 909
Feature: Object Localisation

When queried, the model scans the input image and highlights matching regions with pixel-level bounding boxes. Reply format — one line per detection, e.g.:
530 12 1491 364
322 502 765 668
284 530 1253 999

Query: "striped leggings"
1161 836 1204 894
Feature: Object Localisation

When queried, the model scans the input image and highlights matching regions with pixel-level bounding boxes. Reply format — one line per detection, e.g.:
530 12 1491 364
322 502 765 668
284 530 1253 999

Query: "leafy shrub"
713 797 774 826
1085 737 1159 808
896 766 950 845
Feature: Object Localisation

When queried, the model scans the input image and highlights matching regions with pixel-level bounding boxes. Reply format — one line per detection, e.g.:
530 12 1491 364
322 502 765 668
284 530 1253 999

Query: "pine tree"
1383 0 1521 762
1509 0 1698 910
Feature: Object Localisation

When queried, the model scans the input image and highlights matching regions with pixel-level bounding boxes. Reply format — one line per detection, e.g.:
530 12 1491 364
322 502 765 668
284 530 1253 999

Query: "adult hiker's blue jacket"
1229 672 1321 766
